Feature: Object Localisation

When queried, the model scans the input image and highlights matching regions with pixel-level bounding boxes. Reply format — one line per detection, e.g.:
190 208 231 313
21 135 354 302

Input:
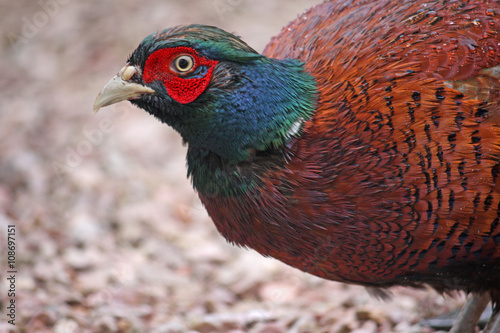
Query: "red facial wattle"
142 46 219 104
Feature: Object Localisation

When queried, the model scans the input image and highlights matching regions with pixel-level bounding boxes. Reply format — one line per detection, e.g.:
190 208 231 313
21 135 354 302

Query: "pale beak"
93 65 155 112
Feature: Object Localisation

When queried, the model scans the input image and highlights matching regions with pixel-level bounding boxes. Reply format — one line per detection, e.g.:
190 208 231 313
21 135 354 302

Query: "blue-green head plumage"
123 25 317 195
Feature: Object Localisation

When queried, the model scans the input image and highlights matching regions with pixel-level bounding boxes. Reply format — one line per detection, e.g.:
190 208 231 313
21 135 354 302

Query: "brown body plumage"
202 0 500 295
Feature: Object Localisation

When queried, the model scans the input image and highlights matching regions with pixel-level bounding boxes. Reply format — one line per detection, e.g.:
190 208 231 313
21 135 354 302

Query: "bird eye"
173 55 194 73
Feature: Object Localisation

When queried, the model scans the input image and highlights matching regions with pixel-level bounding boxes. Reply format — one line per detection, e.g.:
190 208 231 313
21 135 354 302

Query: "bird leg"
450 293 490 333
483 303 500 333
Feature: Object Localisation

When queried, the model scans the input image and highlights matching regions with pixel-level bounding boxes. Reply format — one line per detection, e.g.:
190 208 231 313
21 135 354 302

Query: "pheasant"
94 0 500 331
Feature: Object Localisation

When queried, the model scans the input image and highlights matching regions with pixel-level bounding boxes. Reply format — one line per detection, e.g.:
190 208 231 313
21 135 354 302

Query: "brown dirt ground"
0 1 468 332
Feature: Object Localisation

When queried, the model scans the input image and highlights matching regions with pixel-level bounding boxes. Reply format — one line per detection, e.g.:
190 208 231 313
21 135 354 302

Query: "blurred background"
0 1 464 332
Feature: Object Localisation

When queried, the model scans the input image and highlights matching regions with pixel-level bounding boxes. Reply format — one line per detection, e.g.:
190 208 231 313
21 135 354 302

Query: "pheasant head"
94 25 316 182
